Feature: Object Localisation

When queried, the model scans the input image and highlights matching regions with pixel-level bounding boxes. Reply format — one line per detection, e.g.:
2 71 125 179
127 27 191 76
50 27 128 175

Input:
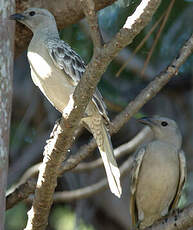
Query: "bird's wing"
130 147 146 227
46 38 109 122
46 38 85 84
170 150 187 210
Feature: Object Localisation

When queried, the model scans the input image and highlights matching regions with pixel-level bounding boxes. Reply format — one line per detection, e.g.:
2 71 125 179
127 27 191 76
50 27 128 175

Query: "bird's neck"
154 135 182 150
32 23 60 42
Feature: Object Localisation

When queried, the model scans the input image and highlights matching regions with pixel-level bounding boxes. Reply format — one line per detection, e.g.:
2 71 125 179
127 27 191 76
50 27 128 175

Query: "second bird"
10 8 122 197
130 116 186 229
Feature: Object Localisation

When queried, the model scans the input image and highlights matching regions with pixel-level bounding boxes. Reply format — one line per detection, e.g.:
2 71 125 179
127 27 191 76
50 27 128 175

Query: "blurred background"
6 0 193 229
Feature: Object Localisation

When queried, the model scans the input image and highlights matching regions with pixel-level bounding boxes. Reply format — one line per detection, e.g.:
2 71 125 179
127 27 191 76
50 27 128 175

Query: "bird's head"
138 116 182 149
9 8 56 33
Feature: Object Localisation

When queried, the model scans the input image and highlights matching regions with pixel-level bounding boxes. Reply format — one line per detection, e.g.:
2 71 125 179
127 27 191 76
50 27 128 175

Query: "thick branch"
145 204 193 230
80 0 103 48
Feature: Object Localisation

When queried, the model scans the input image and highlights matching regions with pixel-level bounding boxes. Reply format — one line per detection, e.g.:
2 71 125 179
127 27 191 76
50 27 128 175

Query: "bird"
130 116 186 229
10 8 122 198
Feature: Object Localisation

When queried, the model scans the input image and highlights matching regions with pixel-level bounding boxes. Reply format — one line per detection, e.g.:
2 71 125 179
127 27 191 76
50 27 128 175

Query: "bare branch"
116 12 165 77
72 127 151 172
6 178 36 210
55 155 134 201
25 155 134 203
145 204 193 230
111 32 193 134
141 0 175 76
80 0 103 48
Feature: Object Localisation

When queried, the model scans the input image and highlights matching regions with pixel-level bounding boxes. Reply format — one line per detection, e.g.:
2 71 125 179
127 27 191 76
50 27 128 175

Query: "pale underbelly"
31 68 74 113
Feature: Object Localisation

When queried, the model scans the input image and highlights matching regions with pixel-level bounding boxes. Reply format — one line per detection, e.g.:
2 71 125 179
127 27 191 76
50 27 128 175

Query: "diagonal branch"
145 203 193 230
71 127 151 172
80 0 104 48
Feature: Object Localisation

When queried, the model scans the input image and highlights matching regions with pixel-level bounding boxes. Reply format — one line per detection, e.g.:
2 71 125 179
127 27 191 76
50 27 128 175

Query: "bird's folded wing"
130 147 146 226
170 150 187 210
46 38 109 121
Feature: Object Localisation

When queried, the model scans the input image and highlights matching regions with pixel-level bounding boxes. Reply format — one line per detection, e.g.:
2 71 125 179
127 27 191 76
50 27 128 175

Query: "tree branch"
72 127 151 172
6 178 36 210
80 0 104 48
145 204 193 230
39 155 134 202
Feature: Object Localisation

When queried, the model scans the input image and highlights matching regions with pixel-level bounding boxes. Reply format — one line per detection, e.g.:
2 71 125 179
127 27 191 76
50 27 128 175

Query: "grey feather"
46 38 109 122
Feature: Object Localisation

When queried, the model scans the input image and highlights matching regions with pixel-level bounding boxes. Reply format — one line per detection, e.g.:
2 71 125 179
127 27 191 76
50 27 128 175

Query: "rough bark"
0 1 15 229
15 0 116 55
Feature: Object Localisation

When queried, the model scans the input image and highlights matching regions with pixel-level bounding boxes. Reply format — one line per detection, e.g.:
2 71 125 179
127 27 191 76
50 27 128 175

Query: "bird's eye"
29 11 36 16
161 121 168 127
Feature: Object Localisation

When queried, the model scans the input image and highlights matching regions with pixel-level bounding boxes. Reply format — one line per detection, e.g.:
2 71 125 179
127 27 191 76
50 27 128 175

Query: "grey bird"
10 8 122 197
130 116 186 229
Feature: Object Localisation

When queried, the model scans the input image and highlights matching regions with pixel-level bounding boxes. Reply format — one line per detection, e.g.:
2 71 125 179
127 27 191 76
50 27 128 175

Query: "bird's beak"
138 117 156 127
9 13 25 21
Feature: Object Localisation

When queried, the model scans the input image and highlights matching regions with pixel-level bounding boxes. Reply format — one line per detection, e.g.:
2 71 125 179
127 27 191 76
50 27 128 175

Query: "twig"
56 155 134 201
6 178 36 210
26 155 134 203
80 0 103 48
72 127 151 172
141 0 176 76
116 12 165 77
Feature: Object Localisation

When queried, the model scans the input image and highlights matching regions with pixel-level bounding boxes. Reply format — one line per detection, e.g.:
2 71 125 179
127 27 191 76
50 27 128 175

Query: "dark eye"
161 121 168 127
29 11 35 16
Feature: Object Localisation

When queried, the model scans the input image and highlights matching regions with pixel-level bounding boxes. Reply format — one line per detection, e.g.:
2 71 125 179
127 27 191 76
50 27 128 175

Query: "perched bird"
10 8 122 197
130 116 186 229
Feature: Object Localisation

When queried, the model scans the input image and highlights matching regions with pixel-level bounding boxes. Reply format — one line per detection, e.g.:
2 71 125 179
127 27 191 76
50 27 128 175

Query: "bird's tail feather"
83 116 122 198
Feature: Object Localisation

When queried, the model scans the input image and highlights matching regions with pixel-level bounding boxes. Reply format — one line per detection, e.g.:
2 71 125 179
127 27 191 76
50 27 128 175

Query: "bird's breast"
28 51 52 78
27 50 74 113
